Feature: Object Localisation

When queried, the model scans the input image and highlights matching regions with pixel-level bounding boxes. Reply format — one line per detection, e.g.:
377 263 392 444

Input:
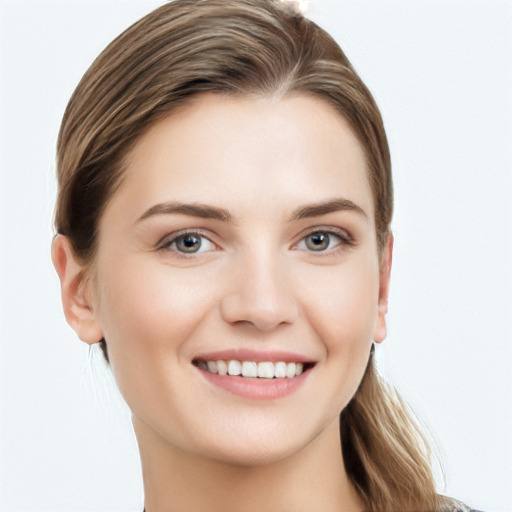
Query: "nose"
220 252 299 332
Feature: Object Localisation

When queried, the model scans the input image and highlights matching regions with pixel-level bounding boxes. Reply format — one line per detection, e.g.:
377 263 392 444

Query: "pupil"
307 232 329 251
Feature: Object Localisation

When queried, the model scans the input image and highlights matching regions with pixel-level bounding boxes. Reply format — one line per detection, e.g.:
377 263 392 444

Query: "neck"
134 416 364 512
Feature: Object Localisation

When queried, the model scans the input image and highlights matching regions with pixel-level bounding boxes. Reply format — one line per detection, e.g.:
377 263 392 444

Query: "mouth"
192 359 316 379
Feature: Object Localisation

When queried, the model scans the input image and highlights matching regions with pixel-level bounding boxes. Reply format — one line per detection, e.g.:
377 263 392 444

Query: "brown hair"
54 1 446 510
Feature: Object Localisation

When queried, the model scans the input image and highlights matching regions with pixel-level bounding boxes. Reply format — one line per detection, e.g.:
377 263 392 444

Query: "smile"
192 350 316 399
195 359 307 379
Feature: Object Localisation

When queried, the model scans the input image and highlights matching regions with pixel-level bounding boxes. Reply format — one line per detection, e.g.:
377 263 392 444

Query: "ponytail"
341 346 444 511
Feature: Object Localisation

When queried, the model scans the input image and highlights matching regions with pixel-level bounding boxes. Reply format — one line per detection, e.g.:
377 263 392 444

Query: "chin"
186 413 339 470
200 437 309 468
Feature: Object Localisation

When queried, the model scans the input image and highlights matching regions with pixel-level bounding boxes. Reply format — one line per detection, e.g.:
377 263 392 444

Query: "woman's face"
87 93 391 466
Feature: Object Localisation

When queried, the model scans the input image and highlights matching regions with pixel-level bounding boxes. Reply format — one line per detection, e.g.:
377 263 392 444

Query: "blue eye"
305 232 331 251
175 234 202 253
164 232 215 254
297 230 351 252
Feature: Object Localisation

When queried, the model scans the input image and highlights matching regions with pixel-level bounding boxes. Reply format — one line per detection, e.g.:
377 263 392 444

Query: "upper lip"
193 348 316 364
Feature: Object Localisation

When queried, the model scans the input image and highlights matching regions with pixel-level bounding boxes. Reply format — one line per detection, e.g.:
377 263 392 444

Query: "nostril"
220 295 298 331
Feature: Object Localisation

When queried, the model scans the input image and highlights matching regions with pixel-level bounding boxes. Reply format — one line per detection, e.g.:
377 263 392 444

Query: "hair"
54 1 451 510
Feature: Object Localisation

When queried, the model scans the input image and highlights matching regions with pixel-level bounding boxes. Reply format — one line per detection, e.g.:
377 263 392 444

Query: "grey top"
442 496 482 512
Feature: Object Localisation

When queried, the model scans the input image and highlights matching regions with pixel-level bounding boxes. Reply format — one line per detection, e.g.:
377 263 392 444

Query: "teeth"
241 361 258 378
217 360 228 375
198 359 306 378
274 361 287 378
227 360 241 376
286 362 296 378
257 361 274 379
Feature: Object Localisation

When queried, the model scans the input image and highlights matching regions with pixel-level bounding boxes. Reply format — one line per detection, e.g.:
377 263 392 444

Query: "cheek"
92 258 223 435
93 256 217 372
303 259 380 347
299 257 379 403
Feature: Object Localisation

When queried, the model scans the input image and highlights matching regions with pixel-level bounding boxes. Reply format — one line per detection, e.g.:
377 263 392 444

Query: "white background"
1 1 511 510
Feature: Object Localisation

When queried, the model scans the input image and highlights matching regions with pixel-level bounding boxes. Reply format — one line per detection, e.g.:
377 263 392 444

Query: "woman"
51 0 478 510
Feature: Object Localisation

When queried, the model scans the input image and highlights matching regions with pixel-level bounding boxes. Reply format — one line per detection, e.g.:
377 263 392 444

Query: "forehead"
106 93 374 224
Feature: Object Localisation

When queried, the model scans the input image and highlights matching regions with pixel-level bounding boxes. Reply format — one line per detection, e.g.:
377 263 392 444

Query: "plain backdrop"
1 0 511 510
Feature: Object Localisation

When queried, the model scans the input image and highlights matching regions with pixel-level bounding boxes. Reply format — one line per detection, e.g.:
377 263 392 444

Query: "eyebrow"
289 198 368 221
137 202 234 223
136 197 367 224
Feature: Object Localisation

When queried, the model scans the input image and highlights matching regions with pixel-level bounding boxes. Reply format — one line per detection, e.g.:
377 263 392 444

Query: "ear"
51 235 104 344
373 233 393 344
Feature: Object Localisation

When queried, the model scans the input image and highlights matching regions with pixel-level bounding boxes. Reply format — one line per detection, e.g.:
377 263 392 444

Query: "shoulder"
438 495 484 512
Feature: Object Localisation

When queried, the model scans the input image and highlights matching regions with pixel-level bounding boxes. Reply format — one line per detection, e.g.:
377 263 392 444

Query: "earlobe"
51 235 104 345
373 233 393 344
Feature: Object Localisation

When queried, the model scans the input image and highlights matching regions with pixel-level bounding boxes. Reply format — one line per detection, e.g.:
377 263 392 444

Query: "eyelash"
294 227 355 255
158 227 354 256
158 229 218 257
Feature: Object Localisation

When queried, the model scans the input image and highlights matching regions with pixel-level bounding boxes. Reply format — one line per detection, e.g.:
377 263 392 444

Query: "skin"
53 93 392 512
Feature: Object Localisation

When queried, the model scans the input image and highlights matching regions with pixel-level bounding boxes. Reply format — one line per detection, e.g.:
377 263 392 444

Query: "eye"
304 232 331 251
296 230 351 253
163 232 216 254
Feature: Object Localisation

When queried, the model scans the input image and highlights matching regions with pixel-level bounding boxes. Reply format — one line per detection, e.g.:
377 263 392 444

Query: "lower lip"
196 367 311 400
